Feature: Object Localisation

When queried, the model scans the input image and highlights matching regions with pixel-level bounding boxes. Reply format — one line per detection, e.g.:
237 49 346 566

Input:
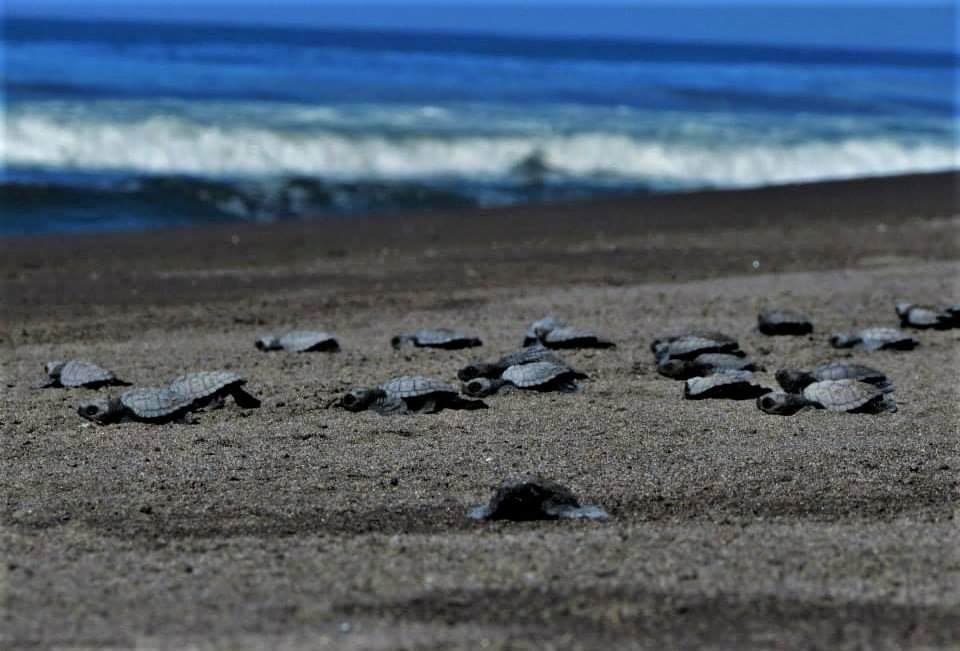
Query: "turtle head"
77 397 124 424
894 303 913 318
255 335 281 351
338 388 379 412
457 362 493 382
390 335 412 350
462 377 497 398
656 358 692 380
775 369 815 393
651 342 671 362
829 332 857 348
757 391 807 416
44 361 66 378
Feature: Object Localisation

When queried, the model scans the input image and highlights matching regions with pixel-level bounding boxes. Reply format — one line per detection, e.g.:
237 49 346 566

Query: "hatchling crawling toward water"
775 363 891 393
524 317 615 349
653 332 742 363
39 360 130 389
457 345 562 381
684 370 770 400
895 303 958 330
391 328 482 350
657 352 759 380
829 327 917 351
168 371 262 410
256 330 340 352
758 379 896 416
339 376 486 415
757 309 813 336
462 361 586 397
468 477 608 521
78 387 197 425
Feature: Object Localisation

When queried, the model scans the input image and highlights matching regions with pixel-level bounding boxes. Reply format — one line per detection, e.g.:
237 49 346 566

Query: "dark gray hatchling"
78 387 197 425
758 379 897 416
39 360 130 389
523 316 567 346
650 330 734 353
538 325 615 349
683 370 770 400
339 375 486 415
757 309 813 336
895 303 957 330
468 477 608 521
776 363 891 393
168 371 261 410
829 327 917 351
391 328 482 350
653 332 742 362
462 361 586 397
657 352 759 380
256 330 340 352
457 345 562 381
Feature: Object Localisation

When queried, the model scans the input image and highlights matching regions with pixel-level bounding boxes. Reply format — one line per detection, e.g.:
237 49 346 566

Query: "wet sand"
2 172 959 649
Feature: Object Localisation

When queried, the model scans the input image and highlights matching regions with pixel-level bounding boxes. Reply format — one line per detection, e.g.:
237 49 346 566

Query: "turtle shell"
858 327 917 350
802 379 885 412
684 371 767 400
120 387 195 420
523 316 567 345
169 371 245 401
650 330 735 353
501 361 579 388
541 326 614 349
279 330 339 352
498 345 562 368
656 334 741 361
758 309 813 335
468 478 608 521
381 376 457 399
58 360 119 388
812 363 890 388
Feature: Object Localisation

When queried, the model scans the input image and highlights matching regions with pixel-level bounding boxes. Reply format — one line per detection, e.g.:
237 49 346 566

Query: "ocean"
2 15 957 235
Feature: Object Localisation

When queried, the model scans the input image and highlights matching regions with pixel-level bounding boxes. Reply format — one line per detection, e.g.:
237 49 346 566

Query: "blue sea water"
2 16 957 234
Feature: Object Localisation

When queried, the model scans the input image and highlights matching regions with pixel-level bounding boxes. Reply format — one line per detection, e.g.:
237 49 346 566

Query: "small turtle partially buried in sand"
657 352 759 380
256 330 340 352
757 309 813 336
775 363 892 393
168 371 262 410
468 478 608 521
458 345 562 381
829 327 917 351
895 303 958 330
757 379 897 416
39 360 130 389
684 370 770 400
78 387 197 425
523 317 615 349
462 361 586 397
391 328 482 350
339 376 486 415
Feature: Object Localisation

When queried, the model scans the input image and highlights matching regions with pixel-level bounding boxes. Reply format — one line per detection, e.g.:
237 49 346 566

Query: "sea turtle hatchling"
653 333 742 362
78 387 197 425
757 379 897 416
829 327 918 351
522 316 567 347
256 330 340 352
895 303 957 330
757 309 813 336
468 477 609 521
537 325 615 350
168 371 262 410
39 360 130 389
657 353 759 380
391 329 482 350
457 345 562 381
775 363 892 393
683 370 770 400
462 361 586 397
339 375 486 415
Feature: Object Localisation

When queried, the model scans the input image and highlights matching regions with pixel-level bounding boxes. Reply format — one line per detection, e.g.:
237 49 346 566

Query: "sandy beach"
2 171 959 649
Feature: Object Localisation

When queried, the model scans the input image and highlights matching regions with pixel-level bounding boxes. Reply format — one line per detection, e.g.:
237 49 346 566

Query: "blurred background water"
2 4 957 234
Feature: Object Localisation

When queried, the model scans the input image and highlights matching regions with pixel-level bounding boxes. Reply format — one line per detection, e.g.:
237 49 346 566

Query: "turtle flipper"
447 396 488 411
230 387 262 409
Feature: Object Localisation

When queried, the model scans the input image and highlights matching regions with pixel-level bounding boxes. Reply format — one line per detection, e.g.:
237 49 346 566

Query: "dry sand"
2 172 959 649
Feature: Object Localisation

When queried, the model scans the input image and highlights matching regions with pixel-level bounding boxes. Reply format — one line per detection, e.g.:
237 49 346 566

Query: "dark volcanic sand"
2 172 959 649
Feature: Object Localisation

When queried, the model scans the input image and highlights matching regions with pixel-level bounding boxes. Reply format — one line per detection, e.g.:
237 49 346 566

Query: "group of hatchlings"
39 301 956 520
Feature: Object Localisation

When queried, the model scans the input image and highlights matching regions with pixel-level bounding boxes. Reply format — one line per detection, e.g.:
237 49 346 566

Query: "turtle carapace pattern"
78 387 197 425
653 333 741 362
256 330 340 352
468 478 609 521
463 361 586 397
40 360 130 389
457 345 562 381
776 363 891 393
758 379 897 416
683 371 770 400
524 317 614 349
757 309 814 336
895 303 958 330
168 371 261 409
657 353 758 380
391 329 482 350
829 327 918 351
339 375 487 415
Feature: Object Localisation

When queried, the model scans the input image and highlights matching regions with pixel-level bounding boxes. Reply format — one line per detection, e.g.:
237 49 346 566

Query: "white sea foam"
3 105 956 188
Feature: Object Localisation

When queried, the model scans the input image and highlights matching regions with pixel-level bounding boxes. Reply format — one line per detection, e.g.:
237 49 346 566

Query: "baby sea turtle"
657 353 759 380
457 345 562 381
523 316 567 347
776 363 891 393
757 309 813 336
391 329 482 350
650 330 734 353
653 333 742 362
684 370 769 400
895 303 956 330
168 371 261 410
538 325 615 349
462 361 586 397
256 330 340 352
468 478 608 521
339 376 486 415
757 379 897 416
829 327 918 351
78 387 197 425
39 360 130 389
